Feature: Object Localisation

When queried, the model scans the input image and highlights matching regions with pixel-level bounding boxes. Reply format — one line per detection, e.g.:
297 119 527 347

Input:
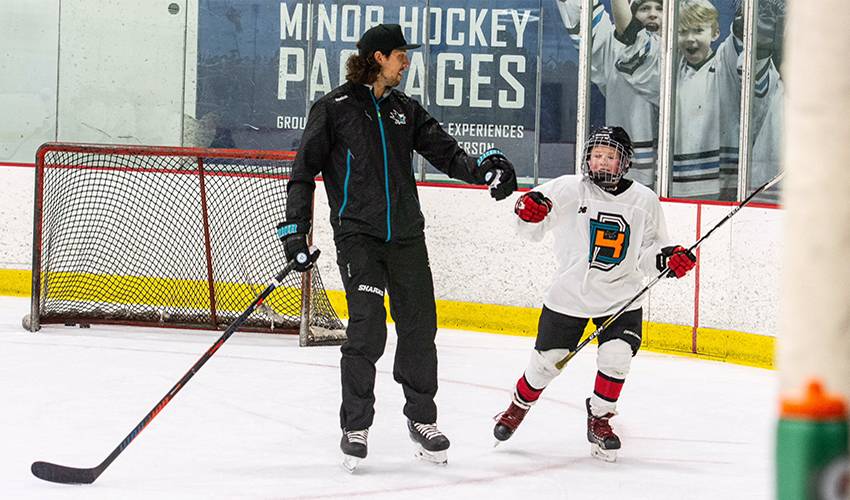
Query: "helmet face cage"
581 127 634 190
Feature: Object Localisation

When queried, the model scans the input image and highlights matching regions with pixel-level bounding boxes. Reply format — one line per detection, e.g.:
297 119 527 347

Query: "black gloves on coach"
276 221 313 272
476 149 518 201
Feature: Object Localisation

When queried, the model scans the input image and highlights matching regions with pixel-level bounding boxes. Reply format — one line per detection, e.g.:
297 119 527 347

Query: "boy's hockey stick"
554 172 784 370
31 248 321 484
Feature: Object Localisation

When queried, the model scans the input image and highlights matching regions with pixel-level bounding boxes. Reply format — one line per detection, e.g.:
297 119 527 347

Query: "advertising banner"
196 0 547 178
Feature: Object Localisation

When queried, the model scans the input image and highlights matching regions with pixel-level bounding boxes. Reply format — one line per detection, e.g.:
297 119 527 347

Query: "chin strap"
591 176 621 192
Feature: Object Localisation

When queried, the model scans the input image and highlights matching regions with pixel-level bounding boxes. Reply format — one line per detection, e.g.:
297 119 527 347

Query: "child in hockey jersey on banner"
556 0 663 189
492 126 696 461
610 0 781 200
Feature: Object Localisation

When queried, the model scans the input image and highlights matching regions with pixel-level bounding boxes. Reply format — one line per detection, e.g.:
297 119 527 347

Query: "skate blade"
414 447 448 465
590 444 617 462
341 455 362 473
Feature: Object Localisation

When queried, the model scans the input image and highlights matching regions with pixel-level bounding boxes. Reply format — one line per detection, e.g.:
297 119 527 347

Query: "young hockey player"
492 126 696 461
556 0 663 188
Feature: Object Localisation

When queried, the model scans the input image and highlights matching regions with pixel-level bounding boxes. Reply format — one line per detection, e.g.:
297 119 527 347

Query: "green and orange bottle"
776 379 848 500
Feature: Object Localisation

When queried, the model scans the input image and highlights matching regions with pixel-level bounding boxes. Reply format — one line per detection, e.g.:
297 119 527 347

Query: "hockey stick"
554 172 785 370
31 248 321 484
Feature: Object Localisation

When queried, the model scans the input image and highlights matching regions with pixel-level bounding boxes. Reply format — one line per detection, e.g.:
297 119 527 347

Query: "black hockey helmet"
582 126 634 191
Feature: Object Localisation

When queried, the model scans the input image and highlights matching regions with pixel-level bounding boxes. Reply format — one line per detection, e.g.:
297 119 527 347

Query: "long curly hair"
345 51 381 85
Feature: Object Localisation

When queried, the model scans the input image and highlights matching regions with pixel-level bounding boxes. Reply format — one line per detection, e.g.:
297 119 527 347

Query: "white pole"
780 2 850 496
780 0 850 403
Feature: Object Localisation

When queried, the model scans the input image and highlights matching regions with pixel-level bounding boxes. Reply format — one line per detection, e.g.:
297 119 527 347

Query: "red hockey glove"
656 245 696 278
514 191 553 223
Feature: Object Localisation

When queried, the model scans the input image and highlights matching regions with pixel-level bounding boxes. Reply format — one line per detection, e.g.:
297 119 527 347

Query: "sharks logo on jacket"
389 109 407 126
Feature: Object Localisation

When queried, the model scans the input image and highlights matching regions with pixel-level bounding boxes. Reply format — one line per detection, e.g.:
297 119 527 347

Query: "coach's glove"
656 245 696 278
476 149 518 201
276 221 313 272
514 191 553 223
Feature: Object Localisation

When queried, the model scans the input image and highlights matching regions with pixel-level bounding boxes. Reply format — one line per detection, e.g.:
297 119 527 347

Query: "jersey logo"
578 206 587 213
389 109 407 125
588 212 630 271
615 50 648 76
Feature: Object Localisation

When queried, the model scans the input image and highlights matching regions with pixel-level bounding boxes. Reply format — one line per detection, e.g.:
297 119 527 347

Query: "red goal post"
25 142 345 346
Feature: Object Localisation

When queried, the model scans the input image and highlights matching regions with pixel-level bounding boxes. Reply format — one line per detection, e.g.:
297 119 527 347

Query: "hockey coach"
276 23 518 470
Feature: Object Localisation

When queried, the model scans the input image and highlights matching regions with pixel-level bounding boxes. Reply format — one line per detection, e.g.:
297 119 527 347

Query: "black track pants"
335 234 438 431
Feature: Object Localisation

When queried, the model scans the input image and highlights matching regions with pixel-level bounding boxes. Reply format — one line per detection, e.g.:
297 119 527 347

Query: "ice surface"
0 296 776 499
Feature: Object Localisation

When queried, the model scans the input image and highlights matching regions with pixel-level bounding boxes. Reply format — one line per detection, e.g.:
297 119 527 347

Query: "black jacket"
286 81 488 243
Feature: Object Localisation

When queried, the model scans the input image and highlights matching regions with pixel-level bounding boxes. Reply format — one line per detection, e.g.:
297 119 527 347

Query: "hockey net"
26 143 346 346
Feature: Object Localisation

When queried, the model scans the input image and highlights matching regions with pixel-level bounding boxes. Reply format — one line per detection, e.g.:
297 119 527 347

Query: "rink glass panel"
0 0 785 202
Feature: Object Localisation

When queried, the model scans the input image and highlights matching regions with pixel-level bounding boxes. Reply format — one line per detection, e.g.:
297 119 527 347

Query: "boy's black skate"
586 398 620 462
340 428 368 472
407 420 450 465
493 399 530 444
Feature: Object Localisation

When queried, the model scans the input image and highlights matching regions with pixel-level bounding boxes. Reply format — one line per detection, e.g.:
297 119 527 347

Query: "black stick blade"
31 461 101 484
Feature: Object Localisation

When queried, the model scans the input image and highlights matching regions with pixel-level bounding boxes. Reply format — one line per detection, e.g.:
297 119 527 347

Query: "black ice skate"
407 420 450 465
585 398 621 462
493 399 531 445
340 428 368 472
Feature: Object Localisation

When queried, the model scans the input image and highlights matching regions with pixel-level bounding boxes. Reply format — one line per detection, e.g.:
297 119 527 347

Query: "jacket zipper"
338 149 352 218
371 93 391 242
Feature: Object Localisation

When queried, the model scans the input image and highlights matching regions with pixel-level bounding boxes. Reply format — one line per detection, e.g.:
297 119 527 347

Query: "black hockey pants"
335 234 438 431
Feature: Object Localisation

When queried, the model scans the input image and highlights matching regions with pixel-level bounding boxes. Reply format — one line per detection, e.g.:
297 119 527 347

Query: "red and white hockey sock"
513 374 543 409
591 370 625 415
590 339 632 415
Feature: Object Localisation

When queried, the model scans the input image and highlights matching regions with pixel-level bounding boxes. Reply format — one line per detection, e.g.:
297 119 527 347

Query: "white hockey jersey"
518 176 672 317
557 0 659 188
